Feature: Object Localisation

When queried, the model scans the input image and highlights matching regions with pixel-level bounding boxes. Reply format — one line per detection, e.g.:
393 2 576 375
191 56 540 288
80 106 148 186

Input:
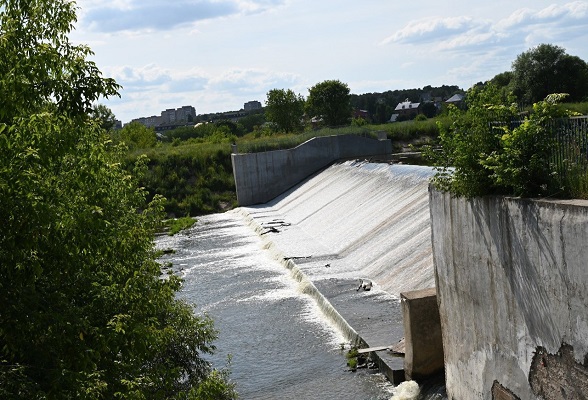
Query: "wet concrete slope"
236 160 436 380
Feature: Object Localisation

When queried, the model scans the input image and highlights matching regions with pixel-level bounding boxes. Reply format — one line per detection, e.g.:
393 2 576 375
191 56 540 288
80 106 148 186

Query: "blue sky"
72 0 588 123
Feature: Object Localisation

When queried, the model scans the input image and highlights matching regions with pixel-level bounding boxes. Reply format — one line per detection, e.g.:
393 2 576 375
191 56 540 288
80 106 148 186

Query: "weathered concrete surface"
401 287 444 381
231 134 392 206
430 189 588 399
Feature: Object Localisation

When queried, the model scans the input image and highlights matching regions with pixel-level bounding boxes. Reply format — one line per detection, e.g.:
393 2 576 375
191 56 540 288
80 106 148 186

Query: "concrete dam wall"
231 134 392 206
429 190 588 399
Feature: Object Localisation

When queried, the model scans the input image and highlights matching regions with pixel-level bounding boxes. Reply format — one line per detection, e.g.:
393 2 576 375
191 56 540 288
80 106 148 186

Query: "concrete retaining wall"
429 189 588 399
231 134 392 205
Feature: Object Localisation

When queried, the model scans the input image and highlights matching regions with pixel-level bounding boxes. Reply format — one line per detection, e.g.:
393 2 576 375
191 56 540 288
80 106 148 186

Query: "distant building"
394 98 421 116
175 105 196 122
353 109 369 120
132 115 161 128
132 105 196 129
445 93 465 106
243 100 262 111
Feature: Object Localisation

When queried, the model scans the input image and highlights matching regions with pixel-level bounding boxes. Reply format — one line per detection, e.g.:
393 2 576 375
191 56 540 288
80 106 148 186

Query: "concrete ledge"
231 134 392 206
401 287 444 381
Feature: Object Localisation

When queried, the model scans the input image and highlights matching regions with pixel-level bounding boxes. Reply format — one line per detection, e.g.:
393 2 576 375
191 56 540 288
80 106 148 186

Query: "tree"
118 121 157 148
0 0 119 123
306 80 351 127
0 1 236 398
91 104 117 131
264 88 305 132
511 44 588 104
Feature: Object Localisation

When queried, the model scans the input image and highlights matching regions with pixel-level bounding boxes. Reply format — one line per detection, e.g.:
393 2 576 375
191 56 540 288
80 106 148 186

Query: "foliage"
130 142 237 217
481 93 573 197
165 217 197 236
306 79 351 126
264 88 305 133
427 83 519 197
427 83 586 199
0 0 120 123
91 104 117 131
0 1 236 398
237 111 265 134
117 121 157 149
511 44 588 104
163 122 238 143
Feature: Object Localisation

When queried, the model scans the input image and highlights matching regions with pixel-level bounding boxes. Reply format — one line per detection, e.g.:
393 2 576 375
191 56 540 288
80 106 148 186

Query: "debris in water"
357 279 373 291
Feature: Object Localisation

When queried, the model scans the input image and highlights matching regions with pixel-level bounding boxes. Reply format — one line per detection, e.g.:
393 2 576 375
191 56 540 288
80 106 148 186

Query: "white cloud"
99 64 301 121
79 0 286 33
382 1 588 52
381 16 482 45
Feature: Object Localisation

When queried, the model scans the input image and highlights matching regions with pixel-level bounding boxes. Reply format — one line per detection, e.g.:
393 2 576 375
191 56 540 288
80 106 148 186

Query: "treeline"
111 43 588 217
350 85 463 123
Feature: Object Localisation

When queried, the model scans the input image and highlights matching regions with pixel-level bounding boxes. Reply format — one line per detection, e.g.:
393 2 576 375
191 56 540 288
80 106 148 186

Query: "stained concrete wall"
231 134 392 206
429 189 588 399
401 287 444 381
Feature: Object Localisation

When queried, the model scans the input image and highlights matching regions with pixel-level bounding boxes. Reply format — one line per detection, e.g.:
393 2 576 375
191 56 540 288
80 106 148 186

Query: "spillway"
237 160 437 381
159 160 439 397
241 160 435 295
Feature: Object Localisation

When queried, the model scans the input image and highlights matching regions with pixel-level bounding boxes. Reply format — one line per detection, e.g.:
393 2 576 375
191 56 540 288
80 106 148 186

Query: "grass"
235 118 450 154
165 217 197 235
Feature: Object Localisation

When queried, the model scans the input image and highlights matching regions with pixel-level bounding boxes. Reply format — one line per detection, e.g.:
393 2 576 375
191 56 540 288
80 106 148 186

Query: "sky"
71 0 588 123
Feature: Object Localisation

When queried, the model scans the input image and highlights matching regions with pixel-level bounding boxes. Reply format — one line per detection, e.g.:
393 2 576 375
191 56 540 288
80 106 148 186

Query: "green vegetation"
427 84 588 199
0 1 236 398
307 80 352 126
128 141 237 217
165 217 198 236
510 44 588 104
265 88 305 133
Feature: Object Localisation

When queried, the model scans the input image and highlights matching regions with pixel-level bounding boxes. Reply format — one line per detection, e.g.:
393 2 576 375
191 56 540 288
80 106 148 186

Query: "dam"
189 133 588 399
157 159 439 398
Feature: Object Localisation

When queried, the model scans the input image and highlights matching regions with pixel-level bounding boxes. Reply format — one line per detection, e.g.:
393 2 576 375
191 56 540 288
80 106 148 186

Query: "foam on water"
390 380 420 400
243 160 436 295
158 212 396 399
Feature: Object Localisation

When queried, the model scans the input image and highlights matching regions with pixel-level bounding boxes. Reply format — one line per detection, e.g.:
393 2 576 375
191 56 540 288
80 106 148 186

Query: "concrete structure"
244 100 262 111
231 134 392 206
401 287 444 381
429 190 588 399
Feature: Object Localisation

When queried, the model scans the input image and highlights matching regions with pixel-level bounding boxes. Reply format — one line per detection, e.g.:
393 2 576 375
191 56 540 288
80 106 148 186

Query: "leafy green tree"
91 104 117 131
265 88 305 132
306 80 351 126
238 111 265 134
118 121 157 149
0 0 119 123
0 0 236 398
511 44 588 104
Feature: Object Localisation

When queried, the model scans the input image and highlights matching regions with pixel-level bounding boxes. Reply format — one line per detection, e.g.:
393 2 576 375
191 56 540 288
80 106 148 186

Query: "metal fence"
548 116 588 179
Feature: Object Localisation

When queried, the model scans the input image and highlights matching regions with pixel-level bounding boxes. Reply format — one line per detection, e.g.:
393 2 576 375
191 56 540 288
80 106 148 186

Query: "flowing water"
157 213 395 399
157 161 447 399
